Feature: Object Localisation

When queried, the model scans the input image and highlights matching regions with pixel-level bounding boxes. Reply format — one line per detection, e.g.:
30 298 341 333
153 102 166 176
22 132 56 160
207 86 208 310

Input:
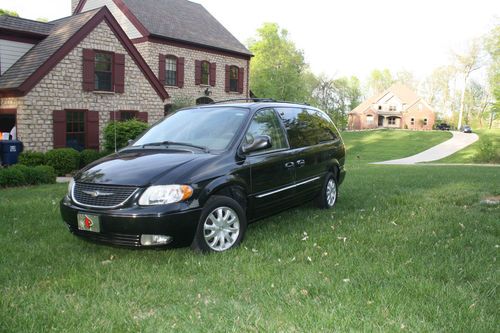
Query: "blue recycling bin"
0 140 24 166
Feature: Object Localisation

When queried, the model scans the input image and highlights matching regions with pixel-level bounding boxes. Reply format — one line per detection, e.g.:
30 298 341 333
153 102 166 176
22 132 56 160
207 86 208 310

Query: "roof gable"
0 7 168 100
74 0 252 57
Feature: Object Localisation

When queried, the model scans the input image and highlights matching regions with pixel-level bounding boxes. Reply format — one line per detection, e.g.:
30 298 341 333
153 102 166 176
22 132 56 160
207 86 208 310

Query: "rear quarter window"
276 107 338 148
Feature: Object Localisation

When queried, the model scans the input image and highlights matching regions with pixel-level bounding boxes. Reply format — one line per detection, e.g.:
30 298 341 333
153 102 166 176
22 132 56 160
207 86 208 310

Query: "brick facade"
136 41 249 105
1 22 164 152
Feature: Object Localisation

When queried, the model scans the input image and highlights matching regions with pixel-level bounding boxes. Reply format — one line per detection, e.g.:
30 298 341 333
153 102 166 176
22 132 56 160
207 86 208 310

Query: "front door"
244 108 295 219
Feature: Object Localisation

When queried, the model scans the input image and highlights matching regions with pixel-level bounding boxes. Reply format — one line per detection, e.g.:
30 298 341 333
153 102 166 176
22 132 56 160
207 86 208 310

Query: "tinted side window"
277 108 337 148
245 108 288 153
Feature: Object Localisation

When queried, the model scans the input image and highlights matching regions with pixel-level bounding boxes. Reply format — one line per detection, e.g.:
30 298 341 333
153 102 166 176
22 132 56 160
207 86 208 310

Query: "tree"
367 69 393 95
0 8 19 17
484 22 500 129
311 75 362 129
454 39 483 129
395 70 418 91
421 65 456 119
249 23 310 102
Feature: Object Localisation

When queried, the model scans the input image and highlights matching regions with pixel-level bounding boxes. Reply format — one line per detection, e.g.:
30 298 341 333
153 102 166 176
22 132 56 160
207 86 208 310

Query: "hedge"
103 119 149 151
45 148 80 176
18 151 46 167
0 165 56 188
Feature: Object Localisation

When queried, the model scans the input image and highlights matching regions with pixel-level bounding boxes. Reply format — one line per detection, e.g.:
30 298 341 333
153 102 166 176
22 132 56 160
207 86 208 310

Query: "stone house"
0 0 252 152
348 84 435 131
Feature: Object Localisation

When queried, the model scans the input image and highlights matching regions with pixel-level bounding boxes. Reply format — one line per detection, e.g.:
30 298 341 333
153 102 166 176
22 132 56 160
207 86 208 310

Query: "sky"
1 0 498 83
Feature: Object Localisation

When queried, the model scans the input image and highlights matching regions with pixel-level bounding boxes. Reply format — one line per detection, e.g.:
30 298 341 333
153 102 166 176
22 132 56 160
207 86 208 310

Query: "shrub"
18 151 46 167
80 149 102 168
475 137 500 163
0 166 27 187
103 119 149 151
0 165 56 188
45 148 80 176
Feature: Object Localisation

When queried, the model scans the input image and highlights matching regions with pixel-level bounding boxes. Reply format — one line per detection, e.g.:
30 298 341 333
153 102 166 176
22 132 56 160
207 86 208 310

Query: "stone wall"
136 41 249 105
9 21 164 152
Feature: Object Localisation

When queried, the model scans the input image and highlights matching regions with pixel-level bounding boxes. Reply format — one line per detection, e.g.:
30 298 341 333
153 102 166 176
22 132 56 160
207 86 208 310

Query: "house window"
388 117 396 125
411 118 415 125
66 110 86 151
120 111 138 121
366 115 374 124
424 118 428 125
389 105 396 111
165 56 177 86
229 66 239 92
378 105 382 110
94 52 113 91
201 61 210 85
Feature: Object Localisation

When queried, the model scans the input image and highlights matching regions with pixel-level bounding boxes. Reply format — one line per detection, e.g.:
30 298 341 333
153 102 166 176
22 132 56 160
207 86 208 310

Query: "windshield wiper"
140 141 209 152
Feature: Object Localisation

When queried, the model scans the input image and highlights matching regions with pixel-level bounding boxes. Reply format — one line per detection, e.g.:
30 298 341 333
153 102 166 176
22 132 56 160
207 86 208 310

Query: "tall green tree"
367 69 393 95
249 23 310 102
484 22 500 128
311 75 362 129
0 8 19 16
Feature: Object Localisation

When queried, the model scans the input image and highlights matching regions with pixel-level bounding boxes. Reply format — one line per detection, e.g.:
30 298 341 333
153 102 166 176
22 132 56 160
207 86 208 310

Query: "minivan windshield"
133 107 249 151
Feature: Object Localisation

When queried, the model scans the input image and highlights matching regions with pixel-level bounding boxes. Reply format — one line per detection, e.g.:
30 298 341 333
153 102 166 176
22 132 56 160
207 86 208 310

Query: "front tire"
191 195 247 252
316 172 338 209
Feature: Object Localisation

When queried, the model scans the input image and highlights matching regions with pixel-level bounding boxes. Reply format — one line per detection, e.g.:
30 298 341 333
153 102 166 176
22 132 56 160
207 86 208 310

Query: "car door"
244 108 296 219
276 107 339 202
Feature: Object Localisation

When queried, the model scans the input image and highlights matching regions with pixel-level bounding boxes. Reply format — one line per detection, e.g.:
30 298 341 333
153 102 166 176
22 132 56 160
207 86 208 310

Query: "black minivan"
60 101 346 252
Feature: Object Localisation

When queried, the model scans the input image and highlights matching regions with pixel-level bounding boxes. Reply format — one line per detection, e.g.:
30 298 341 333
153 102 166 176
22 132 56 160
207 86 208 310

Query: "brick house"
348 84 435 131
0 0 252 152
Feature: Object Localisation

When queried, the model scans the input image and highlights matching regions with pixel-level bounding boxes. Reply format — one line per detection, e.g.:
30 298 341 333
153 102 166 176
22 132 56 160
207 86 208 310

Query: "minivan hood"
76 150 204 186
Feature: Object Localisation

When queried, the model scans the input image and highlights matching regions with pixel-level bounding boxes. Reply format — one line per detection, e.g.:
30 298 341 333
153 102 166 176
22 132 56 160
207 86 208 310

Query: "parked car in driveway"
462 125 472 133
436 123 451 131
60 100 346 252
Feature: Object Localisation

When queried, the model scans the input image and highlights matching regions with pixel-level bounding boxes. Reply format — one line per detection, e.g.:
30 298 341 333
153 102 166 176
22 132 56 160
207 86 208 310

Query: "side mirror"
241 135 272 154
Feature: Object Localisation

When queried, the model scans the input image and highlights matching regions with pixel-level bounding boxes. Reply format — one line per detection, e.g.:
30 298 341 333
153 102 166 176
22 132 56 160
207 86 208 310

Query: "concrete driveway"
372 131 479 165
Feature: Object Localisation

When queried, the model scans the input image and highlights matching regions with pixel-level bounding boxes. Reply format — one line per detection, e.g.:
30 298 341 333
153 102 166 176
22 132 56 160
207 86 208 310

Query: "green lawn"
341 130 452 167
437 129 500 164
1 130 498 332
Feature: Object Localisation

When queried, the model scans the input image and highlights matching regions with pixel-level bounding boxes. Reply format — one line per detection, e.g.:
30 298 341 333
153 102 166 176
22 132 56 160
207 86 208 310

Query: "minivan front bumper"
60 196 202 248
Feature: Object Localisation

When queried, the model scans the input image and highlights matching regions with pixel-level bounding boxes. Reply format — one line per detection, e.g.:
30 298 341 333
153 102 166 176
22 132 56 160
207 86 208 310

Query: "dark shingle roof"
121 0 251 56
0 15 53 35
0 9 100 90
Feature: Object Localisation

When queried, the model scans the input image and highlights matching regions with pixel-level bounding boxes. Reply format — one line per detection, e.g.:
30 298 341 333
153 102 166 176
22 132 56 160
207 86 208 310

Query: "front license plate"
77 213 101 233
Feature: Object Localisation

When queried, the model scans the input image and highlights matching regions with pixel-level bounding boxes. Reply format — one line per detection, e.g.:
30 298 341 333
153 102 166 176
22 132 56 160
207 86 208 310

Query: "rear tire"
316 172 338 209
191 195 247 252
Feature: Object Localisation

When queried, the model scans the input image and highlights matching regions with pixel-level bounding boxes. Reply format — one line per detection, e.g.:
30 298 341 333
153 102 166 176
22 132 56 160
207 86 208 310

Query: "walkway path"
372 131 479 165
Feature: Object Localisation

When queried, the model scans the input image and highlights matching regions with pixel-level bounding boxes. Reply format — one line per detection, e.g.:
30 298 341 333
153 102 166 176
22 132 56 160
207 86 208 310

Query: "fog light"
140 234 172 246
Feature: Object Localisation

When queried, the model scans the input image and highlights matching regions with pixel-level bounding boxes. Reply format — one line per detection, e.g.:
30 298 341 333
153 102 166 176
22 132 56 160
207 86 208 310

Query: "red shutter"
209 62 216 86
158 54 166 85
82 49 95 91
114 53 125 93
177 57 185 88
138 112 148 123
86 111 99 150
109 111 121 121
238 67 245 94
53 111 66 149
195 60 201 85
225 65 230 92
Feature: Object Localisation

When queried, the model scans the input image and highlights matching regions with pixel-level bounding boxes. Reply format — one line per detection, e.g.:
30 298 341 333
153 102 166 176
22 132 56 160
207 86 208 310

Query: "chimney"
71 0 80 14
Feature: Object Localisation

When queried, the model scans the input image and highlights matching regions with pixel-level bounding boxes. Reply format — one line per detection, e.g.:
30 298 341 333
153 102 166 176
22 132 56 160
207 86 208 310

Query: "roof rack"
210 98 275 104
210 98 310 106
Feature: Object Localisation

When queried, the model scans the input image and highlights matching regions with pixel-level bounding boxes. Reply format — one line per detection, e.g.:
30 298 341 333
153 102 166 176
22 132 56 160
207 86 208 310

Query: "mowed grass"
341 129 452 166
1 130 499 332
438 129 500 164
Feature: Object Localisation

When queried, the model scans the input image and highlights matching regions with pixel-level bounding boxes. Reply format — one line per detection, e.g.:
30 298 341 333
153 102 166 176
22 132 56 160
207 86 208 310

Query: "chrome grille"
72 182 138 208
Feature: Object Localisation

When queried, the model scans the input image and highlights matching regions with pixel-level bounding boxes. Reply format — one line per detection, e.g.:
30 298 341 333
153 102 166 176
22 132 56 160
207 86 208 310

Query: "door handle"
296 159 305 167
284 162 295 168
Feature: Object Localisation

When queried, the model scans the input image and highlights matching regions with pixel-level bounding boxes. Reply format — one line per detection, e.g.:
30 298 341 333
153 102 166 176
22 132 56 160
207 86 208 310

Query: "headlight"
138 185 193 206
67 178 75 197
